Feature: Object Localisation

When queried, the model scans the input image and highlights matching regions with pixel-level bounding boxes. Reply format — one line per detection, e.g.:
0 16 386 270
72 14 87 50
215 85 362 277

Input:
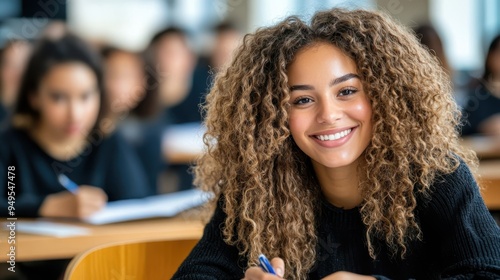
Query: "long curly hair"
195 8 477 278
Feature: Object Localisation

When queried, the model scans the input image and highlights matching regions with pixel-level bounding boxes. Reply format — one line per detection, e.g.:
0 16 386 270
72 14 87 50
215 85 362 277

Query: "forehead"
287 42 358 81
40 62 97 90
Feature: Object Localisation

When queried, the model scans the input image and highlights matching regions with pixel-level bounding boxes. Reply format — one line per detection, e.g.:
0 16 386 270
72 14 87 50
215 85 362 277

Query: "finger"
245 266 282 280
270 258 285 277
244 266 263 279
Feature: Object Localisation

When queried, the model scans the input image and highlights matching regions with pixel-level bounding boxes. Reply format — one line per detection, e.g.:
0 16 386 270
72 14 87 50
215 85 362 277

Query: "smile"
314 128 352 141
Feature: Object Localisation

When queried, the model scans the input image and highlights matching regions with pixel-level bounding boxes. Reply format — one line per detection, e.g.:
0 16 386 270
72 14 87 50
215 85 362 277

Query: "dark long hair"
483 34 500 80
14 34 104 128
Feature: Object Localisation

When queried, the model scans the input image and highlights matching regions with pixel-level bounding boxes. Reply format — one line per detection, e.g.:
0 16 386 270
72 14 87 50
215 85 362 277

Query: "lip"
309 126 358 148
65 125 82 135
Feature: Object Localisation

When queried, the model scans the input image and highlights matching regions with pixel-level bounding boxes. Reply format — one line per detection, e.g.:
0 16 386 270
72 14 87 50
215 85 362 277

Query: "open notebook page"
84 189 211 225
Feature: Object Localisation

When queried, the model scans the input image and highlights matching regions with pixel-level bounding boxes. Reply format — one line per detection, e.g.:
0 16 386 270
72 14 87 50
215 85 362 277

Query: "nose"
68 99 84 123
316 97 343 124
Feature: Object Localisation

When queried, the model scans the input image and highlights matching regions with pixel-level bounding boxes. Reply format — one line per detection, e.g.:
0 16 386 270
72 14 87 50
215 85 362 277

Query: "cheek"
352 99 372 124
288 112 305 138
87 96 101 118
40 102 67 126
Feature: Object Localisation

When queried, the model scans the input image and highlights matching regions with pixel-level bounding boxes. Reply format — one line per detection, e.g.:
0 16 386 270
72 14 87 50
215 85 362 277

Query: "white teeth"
315 128 352 141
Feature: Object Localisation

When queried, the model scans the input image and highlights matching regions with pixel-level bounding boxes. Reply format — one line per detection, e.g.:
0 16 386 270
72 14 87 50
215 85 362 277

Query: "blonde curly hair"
195 8 477 278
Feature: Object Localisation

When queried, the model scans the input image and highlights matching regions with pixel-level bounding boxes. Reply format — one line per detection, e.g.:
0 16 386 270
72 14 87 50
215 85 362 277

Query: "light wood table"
461 136 500 159
0 216 204 262
478 160 500 210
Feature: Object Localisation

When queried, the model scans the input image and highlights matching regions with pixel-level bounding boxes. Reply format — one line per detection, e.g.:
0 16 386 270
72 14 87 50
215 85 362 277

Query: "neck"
30 123 86 161
313 159 364 209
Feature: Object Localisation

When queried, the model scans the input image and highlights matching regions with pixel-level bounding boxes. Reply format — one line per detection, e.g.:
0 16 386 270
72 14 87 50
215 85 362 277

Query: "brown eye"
49 92 66 102
338 88 357 97
293 97 313 105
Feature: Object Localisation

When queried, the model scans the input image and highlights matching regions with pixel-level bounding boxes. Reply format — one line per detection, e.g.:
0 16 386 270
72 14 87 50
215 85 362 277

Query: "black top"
0 127 150 217
173 161 500 279
0 104 8 131
118 117 165 195
461 83 500 136
165 59 211 125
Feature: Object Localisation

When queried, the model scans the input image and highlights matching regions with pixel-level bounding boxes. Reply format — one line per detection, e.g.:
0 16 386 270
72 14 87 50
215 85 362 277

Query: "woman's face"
487 46 500 78
30 62 100 140
0 41 31 106
104 51 145 112
287 42 372 170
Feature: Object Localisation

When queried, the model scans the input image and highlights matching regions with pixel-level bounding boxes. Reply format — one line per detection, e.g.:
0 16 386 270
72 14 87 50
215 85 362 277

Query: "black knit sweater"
173 161 500 279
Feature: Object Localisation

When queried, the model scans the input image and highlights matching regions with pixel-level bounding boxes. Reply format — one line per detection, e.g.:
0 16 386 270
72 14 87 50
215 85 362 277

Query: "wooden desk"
462 136 500 159
478 160 500 210
165 150 200 165
1 216 204 262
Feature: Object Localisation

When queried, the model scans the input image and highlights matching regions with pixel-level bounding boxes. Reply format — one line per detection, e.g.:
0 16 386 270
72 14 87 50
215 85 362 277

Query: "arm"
172 199 245 279
0 134 44 217
423 161 500 278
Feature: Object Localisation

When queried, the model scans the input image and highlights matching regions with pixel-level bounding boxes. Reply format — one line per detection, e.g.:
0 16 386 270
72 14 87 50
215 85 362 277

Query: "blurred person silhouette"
414 25 451 75
1 35 151 218
149 27 211 190
100 47 148 134
462 34 500 136
0 39 32 129
41 20 69 40
208 22 242 74
100 46 163 195
414 24 469 106
0 35 151 279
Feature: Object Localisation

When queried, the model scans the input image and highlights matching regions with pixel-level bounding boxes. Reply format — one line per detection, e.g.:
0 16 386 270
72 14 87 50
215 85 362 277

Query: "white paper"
163 122 206 154
14 221 91 237
84 189 211 225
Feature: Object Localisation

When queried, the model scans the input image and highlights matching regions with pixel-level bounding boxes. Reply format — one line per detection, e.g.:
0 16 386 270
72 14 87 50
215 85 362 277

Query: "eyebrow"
289 73 361 91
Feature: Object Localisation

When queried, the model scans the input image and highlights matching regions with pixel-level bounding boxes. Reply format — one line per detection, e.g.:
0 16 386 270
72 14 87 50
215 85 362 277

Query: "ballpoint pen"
258 254 277 275
57 174 79 194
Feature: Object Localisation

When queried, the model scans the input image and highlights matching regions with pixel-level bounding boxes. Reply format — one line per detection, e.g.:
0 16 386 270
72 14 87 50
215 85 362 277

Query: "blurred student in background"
414 24 468 107
462 34 500 136
208 22 242 74
100 47 148 134
149 27 211 190
0 39 32 129
0 35 150 221
149 26 208 124
414 25 451 75
101 46 163 195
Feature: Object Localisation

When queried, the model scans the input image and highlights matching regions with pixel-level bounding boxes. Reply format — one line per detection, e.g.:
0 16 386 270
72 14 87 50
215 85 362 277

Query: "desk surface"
478 160 500 210
1 215 204 262
462 136 500 159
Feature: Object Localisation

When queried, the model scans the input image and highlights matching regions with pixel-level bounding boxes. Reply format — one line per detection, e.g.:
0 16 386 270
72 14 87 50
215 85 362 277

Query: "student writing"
173 8 500 280
0 35 150 219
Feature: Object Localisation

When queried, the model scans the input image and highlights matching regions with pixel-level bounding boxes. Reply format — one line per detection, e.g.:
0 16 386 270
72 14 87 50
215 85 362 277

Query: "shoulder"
425 159 479 207
0 127 30 159
86 129 128 154
417 158 485 222
431 158 477 193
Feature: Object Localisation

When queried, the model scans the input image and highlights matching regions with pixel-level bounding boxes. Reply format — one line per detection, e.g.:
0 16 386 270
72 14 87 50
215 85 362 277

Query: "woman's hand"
244 257 285 279
321 271 376 280
39 185 108 218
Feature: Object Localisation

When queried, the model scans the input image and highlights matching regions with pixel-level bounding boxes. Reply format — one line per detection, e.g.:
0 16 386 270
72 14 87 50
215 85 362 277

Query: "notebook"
84 189 211 225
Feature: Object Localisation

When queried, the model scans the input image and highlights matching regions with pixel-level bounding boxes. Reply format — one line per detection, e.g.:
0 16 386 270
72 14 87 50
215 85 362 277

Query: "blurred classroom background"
0 1 500 279
2 0 500 193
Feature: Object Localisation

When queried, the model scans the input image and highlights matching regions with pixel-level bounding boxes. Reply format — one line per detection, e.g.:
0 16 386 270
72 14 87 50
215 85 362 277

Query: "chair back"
63 238 198 280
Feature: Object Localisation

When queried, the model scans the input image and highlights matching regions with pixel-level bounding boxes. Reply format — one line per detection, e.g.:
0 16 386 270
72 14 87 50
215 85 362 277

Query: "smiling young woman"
172 8 500 280
287 43 373 210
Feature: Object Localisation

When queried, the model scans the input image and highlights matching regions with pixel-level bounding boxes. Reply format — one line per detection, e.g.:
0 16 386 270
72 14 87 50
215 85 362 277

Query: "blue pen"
258 254 277 275
57 174 79 194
